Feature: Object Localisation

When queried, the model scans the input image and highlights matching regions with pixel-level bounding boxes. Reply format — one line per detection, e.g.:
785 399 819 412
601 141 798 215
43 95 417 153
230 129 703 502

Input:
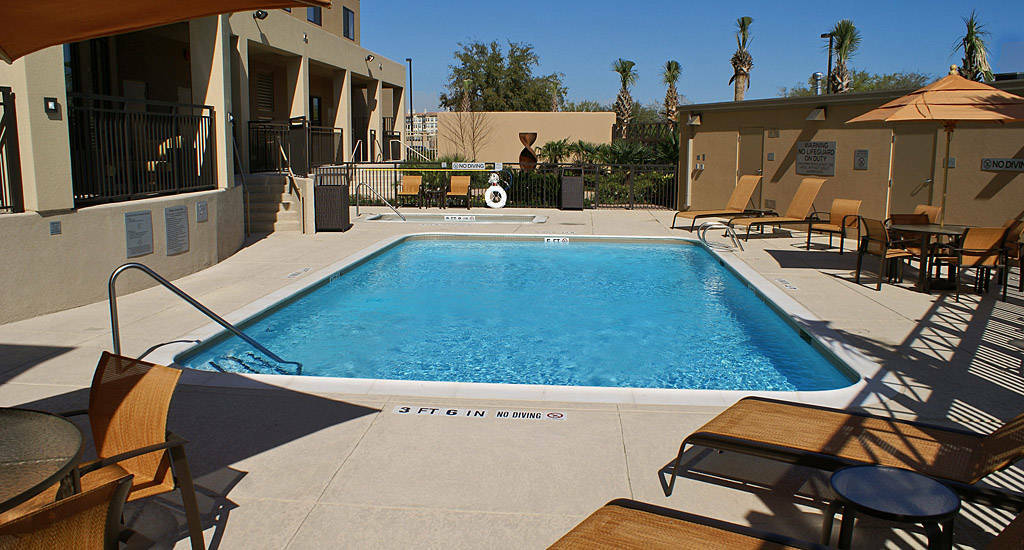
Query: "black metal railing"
248 120 290 173
314 162 677 210
249 120 343 174
68 93 216 207
0 86 23 213
310 125 343 167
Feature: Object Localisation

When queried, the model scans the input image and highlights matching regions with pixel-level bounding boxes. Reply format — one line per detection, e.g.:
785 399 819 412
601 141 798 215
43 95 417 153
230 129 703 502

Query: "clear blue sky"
362 0 1024 112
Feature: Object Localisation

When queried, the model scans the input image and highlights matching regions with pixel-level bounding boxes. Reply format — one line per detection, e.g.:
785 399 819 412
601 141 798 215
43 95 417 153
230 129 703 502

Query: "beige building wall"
436 111 615 162
679 82 1024 226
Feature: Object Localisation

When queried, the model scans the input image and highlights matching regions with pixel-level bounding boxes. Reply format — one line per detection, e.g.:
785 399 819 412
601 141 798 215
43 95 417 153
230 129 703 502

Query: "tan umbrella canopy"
0 0 331 63
847 73 1024 223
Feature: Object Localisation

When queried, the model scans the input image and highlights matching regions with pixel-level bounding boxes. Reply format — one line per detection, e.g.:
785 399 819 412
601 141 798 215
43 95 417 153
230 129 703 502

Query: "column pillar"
190 15 233 189
394 85 406 161
367 78 381 161
231 36 250 173
332 70 351 161
0 46 74 211
287 55 309 120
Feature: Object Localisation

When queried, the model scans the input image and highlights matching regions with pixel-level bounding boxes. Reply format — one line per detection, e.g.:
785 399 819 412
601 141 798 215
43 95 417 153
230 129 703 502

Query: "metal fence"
68 93 216 207
248 120 289 172
613 122 674 146
249 119 343 174
315 162 677 210
0 86 23 213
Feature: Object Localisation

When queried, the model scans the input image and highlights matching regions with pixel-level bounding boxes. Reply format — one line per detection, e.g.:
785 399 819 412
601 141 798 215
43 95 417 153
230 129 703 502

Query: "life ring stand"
485 185 507 209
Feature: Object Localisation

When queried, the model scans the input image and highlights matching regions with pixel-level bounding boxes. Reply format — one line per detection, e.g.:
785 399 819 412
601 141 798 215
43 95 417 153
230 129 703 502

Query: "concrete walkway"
1 208 1022 549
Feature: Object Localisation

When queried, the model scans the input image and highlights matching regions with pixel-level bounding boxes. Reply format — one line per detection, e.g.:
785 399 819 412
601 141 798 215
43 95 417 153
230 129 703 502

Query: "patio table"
0 408 83 514
888 224 970 292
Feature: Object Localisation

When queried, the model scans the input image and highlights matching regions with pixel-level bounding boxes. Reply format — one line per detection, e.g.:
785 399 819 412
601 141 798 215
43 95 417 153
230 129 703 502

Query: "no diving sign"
392 406 566 421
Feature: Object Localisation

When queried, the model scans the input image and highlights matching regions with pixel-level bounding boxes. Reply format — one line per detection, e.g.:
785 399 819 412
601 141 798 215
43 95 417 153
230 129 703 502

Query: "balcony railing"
0 86 23 213
249 119 342 175
68 93 216 207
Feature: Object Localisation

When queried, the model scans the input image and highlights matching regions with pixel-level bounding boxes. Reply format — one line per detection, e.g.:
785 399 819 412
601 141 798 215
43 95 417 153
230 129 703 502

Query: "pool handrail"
108 262 301 374
697 221 744 251
354 182 406 221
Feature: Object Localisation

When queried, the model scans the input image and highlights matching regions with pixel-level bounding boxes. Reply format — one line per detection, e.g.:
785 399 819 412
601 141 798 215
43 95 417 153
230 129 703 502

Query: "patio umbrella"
847 72 1024 224
0 0 331 63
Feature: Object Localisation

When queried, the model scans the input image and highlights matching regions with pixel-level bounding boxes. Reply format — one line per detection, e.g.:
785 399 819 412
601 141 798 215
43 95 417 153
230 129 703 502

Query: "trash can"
560 176 584 210
314 183 351 231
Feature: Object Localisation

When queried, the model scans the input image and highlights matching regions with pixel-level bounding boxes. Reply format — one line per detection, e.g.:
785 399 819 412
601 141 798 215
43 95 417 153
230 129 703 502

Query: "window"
306 7 321 26
309 96 322 126
343 8 355 40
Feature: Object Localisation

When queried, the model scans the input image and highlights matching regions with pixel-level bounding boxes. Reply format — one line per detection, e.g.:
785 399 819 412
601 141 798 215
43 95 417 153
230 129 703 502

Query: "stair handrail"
351 140 363 162
398 139 431 161
697 221 744 251
354 182 405 220
109 263 301 374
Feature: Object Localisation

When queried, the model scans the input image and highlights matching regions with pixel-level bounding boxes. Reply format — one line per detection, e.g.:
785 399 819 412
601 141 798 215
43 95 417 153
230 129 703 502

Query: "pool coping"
363 213 549 224
148 233 884 407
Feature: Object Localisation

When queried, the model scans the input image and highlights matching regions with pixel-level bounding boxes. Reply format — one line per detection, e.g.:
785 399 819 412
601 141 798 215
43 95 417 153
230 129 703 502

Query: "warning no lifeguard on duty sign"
392 406 566 421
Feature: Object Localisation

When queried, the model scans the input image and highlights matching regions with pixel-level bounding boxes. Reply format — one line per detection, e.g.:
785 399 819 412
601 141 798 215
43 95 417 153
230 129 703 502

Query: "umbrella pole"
884 128 894 219
939 123 953 227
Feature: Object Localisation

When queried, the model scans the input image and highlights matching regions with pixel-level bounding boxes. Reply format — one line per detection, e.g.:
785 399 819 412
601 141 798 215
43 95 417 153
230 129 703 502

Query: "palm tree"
828 20 861 93
662 60 681 123
612 58 637 138
955 11 993 82
729 17 753 101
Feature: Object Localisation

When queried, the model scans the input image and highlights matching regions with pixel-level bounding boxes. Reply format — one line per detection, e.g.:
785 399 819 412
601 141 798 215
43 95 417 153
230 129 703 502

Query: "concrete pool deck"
1 207 1022 548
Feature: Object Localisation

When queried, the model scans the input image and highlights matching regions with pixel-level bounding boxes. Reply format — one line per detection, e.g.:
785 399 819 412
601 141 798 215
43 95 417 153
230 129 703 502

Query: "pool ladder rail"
353 182 405 221
108 263 301 374
697 221 744 251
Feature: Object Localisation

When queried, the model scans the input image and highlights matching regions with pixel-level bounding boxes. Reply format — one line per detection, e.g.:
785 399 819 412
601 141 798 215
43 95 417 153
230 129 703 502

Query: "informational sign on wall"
981 158 1024 172
853 149 869 170
452 162 487 170
196 201 208 223
796 141 837 176
164 206 190 256
124 211 153 258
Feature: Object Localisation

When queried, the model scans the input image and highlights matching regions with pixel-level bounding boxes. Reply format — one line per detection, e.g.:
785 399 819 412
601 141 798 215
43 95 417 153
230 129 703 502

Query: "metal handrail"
697 221 744 251
397 139 431 161
354 182 405 220
351 140 363 162
108 263 301 373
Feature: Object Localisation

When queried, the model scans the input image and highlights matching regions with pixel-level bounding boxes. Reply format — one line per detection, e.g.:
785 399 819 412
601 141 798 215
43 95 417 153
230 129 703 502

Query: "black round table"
0 408 84 514
822 465 960 549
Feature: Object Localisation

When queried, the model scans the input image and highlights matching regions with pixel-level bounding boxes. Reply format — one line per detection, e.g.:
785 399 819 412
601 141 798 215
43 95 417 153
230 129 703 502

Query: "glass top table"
0 408 84 513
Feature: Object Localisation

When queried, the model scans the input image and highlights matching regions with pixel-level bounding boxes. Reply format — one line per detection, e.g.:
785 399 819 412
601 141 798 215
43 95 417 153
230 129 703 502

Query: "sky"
362 0 1024 113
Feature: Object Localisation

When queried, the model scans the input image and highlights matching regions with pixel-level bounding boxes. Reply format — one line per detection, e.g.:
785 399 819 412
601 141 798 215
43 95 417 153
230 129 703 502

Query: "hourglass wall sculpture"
518 132 538 172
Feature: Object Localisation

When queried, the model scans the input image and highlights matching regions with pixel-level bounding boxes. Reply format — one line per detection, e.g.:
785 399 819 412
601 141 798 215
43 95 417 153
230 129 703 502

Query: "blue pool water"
178 239 854 391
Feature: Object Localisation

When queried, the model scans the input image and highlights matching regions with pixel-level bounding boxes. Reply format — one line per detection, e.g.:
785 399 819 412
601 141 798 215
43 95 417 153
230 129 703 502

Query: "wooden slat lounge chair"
397 175 422 208
805 198 861 254
667 396 1024 511
855 218 914 290
549 499 827 550
671 175 762 231
728 178 826 240
0 476 132 550
52 353 206 549
447 175 471 209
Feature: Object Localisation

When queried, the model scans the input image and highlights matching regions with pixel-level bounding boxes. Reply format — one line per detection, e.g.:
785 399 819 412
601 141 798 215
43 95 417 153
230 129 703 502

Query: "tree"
612 58 637 137
828 20 862 93
955 11 993 82
662 60 681 123
438 41 566 111
563 100 607 112
780 70 931 97
729 17 753 101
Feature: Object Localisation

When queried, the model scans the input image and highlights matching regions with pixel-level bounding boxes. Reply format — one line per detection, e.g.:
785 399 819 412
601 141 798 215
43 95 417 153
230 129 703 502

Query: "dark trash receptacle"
560 176 584 210
314 184 351 231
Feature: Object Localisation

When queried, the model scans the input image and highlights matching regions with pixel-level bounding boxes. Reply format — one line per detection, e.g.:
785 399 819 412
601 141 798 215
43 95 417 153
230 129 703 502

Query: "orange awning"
0 0 331 63
847 74 1024 124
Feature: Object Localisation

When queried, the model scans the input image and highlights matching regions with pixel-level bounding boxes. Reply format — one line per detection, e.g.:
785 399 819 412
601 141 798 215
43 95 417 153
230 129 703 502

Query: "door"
890 126 937 216
738 127 764 209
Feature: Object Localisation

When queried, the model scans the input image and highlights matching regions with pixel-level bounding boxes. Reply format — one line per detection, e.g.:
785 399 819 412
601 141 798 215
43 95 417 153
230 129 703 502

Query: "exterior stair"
245 176 302 233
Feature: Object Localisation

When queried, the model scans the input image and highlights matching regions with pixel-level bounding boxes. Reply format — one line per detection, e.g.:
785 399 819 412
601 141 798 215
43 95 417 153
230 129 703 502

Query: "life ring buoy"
485 185 507 209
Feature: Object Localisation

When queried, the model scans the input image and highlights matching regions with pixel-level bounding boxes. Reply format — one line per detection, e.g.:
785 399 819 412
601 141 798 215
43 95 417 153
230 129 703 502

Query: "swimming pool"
174 237 858 392
364 213 547 223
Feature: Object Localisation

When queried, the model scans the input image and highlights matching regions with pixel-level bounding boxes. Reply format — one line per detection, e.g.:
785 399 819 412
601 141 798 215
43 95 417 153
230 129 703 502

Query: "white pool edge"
148 233 886 408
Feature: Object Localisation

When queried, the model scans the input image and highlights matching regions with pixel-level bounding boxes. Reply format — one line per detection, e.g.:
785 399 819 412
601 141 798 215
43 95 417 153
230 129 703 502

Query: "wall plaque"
165 206 189 256
981 158 1024 172
196 200 208 222
853 149 869 170
796 141 836 176
125 211 153 258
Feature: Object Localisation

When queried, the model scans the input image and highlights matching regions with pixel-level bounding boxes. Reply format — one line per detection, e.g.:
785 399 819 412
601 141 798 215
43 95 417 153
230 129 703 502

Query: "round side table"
822 465 960 549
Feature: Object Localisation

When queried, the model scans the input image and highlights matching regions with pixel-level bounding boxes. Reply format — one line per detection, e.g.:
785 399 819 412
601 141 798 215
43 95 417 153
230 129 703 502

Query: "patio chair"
671 175 762 231
934 226 1008 302
914 203 942 223
805 198 862 254
1001 219 1023 300
0 475 132 550
56 352 205 549
548 499 827 550
397 175 422 208
447 175 471 209
728 178 826 240
666 396 1024 512
855 218 914 290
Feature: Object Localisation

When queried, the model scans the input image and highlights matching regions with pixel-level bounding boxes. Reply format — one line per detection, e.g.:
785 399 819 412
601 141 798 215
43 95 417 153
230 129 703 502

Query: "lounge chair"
397 175 422 208
447 175 471 209
666 396 1024 511
805 198 861 253
0 475 132 550
728 178 826 240
855 218 914 290
548 499 827 550
935 226 1009 302
671 175 762 231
